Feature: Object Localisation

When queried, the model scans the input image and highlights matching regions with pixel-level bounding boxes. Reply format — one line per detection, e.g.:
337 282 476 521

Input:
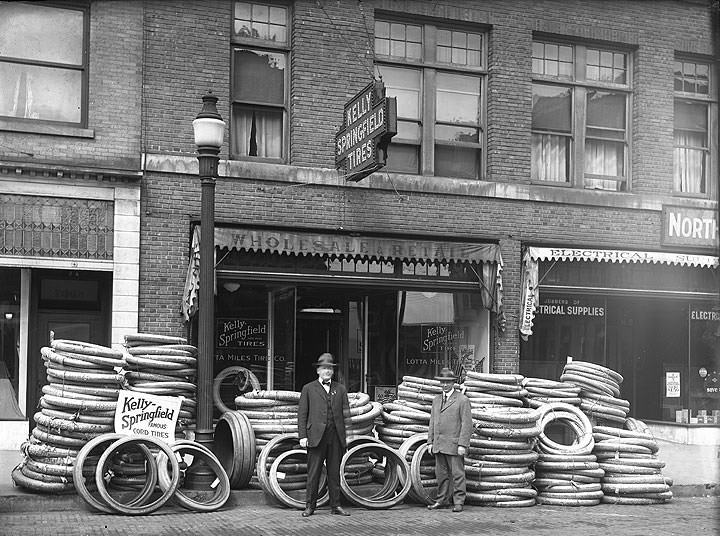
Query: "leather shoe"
427 501 447 510
301 507 314 517
452 504 463 512
331 506 350 516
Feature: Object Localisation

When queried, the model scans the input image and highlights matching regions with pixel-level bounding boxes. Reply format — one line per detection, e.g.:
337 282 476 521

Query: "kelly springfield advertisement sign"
114 391 181 443
216 318 268 365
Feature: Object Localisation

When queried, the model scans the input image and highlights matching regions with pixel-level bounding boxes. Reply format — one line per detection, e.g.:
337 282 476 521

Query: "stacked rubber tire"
466 405 542 507
122 333 199 438
12 339 125 493
379 379 432 448
345 392 381 441
212 366 261 415
595 419 673 504
522 378 582 408
534 402 604 506
73 433 230 514
560 360 629 425
463 372 527 408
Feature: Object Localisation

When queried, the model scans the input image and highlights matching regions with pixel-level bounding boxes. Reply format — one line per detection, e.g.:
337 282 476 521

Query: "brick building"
0 1 718 449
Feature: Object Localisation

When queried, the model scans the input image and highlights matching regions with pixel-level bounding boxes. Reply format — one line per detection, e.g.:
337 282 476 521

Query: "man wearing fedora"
298 352 351 517
427 367 473 512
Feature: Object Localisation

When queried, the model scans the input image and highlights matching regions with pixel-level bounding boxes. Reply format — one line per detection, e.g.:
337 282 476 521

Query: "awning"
519 246 719 339
182 226 504 322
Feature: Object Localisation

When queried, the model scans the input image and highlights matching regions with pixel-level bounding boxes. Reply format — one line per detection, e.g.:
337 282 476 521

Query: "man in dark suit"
298 352 351 517
427 367 473 512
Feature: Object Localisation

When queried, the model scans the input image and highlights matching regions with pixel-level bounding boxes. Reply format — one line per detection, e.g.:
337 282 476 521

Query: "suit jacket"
428 389 473 455
298 379 350 449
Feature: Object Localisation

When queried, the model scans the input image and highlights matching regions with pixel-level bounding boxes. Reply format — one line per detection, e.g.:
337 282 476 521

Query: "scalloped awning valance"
182 226 504 321
519 246 719 339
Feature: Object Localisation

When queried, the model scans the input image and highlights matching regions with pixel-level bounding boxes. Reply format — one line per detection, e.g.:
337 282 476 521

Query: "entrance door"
295 313 342 390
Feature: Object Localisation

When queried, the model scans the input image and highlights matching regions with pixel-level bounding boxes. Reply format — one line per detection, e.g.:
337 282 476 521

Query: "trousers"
434 452 466 506
305 424 343 508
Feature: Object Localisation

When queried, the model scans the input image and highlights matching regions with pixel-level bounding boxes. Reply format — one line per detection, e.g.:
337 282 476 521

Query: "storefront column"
494 238 521 374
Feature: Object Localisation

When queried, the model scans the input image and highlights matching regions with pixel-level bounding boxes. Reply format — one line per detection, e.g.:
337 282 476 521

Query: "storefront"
520 245 719 425
182 226 504 401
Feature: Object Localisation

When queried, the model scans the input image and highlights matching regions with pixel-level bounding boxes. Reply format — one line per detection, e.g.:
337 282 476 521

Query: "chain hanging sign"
335 79 397 182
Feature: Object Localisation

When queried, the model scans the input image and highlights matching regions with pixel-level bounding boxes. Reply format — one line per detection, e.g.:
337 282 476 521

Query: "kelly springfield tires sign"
335 79 397 182
114 391 181 443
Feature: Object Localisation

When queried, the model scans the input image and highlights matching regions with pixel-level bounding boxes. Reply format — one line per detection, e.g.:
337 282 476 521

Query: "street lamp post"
187 92 225 488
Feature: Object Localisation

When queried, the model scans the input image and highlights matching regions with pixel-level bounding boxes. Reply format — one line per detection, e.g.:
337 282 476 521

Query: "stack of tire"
534 401 604 506
466 405 542 507
463 372 526 408
595 417 673 504
522 378 582 408
378 381 432 449
345 392 382 441
560 360 629 425
12 339 124 493
122 333 199 439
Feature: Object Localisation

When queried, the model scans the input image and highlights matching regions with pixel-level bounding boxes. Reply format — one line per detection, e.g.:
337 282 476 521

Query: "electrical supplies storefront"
183 226 503 401
520 246 719 424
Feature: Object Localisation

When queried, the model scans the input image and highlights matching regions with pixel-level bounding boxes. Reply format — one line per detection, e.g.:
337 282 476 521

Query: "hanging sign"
115 391 181 444
662 206 718 249
335 80 397 182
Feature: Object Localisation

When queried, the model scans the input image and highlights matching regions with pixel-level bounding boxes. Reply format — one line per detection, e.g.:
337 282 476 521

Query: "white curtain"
532 133 567 182
233 109 282 158
674 132 705 193
585 139 622 190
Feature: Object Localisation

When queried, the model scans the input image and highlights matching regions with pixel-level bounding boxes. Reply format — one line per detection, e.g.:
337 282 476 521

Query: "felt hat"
314 353 337 367
434 367 457 381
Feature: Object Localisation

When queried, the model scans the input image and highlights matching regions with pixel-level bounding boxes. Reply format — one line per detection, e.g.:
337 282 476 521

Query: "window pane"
0 3 83 65
674 60 709 95
435 125 479 143
675 101 708 132
232 105 283 158
586 49 627 84
435 145 479 179
233 2 287 42
385 143 419 174
377 66 421 120
396 121 421 142
532 133 570 182
585 139 624 177
532 84 571 132
674 146 706 194
233 49 285 105
586 90 625 130
436 73 480 124
0 63 81 122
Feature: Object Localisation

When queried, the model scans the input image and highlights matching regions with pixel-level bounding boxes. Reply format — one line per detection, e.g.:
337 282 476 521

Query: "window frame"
672 56 717 200
0 1 89 129
230 0 290 163
531 38 633 191
375 18 488 180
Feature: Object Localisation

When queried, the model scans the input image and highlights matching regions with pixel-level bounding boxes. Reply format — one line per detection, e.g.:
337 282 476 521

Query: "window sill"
0 119 95 138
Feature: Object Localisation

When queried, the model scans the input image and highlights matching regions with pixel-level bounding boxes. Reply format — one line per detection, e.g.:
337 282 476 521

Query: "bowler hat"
314 353 337 367
434 367 457 381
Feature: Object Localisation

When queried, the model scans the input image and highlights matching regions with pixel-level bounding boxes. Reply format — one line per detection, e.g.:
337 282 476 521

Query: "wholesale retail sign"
114 391 181 443
335 79 397 182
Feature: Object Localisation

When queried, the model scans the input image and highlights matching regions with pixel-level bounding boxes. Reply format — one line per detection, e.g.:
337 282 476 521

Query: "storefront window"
0 268 21 418
688 305 720 422
398 291 488 382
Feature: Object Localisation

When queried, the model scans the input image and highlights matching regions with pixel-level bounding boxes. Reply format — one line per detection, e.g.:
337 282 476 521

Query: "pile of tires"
396 375 439 409
534 402 604 506
73 433 229 514
522 377 582 408
463 372 527 408
345 392 381 441
122 333 199 438
466 405 542 507
12 338 124 493
560 360 629 425
595 418 673 504
212 366 261 415
378 384 430 449
397 432 436 504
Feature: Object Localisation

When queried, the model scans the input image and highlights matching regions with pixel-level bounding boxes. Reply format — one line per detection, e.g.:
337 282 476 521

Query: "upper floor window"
531 41 631 191
0 2 87 125
375 20 486 180
231 1 288 161
674 58 715 197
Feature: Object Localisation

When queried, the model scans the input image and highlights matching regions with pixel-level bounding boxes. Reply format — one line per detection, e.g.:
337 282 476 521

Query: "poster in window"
665 372 681 398
215 318 268 369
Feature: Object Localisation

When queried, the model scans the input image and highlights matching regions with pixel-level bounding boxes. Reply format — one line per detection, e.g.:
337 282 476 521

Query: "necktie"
322 380 330 386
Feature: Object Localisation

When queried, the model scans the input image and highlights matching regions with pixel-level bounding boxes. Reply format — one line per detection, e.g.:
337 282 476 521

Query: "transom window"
674 58 715 197
375 20 486 180
0 2 87 125
531 40 631 191
231 1 289 161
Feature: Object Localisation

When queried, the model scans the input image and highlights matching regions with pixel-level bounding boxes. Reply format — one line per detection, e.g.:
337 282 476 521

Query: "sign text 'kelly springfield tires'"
335 79 397 182
114 390 182 443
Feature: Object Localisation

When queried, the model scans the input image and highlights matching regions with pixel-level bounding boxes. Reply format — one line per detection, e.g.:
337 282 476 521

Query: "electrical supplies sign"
335 79 397 182
115 390 181 444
